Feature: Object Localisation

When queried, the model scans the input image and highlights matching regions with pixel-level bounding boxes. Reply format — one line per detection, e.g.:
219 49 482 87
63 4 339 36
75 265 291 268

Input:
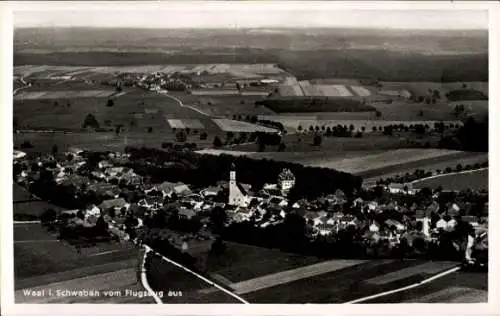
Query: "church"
228 163 251 207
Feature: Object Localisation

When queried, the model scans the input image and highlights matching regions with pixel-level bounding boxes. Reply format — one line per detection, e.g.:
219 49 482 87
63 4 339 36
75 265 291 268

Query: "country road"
157 90 211 117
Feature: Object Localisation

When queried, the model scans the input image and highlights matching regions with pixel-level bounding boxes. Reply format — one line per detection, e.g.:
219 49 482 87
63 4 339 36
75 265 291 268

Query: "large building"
228 163 250 207
278 168 296 193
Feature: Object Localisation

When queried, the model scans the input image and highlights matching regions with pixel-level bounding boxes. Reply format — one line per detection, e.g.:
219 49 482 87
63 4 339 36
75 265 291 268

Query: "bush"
213 136 223 148
82 113 100 129
313 135 322 146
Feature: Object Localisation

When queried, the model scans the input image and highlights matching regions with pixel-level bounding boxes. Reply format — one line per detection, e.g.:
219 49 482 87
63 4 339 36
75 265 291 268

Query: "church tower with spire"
228 163 248 207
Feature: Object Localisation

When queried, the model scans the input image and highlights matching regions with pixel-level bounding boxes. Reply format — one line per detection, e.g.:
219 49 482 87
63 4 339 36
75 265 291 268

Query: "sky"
12 2 488 30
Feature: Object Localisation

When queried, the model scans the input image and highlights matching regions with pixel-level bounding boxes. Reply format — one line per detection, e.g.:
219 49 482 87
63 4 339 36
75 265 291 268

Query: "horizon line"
13 26 488 31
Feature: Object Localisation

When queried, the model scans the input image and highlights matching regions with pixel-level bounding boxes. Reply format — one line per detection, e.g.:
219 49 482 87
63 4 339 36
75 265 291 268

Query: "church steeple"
230 163 236 182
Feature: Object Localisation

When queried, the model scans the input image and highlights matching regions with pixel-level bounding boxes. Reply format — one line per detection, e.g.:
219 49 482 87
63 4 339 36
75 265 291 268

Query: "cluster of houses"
13 147 488 260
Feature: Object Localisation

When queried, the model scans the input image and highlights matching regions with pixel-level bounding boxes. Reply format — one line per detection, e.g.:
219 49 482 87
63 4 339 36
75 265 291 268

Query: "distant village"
13 147 488 264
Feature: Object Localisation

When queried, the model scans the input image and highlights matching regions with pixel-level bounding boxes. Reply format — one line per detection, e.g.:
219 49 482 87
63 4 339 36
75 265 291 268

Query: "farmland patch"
14 90 120 100
412 168 488 191
213 118 278 133
350 85 371 97
167 119 205 130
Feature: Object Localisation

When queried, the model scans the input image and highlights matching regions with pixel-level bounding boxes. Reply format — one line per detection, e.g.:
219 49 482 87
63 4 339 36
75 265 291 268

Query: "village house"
99 198 129 213
178 208 196 220
158 181 192 197
384 219 406 231
369 220 380 232
387 183 416 195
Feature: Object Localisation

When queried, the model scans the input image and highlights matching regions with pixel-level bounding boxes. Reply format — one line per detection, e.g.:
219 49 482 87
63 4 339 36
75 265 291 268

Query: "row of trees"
439 116 488 152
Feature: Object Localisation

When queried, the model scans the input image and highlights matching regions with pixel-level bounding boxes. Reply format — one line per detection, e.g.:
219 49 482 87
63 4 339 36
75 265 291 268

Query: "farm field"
411 168 488 191
242 260 460 303
196 148 484 179
380 81 489 99
203 242 326 283
14 131 216 154
145 240 470 303
362 154 488 186
358 151 488 180
167 119 205 130
365 271 487 303
14 63 286 81
14 223 138 282
282 148 468 174
171 93 273 117
213 118 278 133
14 90 121 100
231 133 411 153
145 253 243 303
15 266 153 303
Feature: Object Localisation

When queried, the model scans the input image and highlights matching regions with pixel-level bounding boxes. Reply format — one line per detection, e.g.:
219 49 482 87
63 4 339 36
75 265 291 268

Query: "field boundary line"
344 265 461 304
410 167 488 185
13 220 41 224
143 244 249 304
140 246 163 304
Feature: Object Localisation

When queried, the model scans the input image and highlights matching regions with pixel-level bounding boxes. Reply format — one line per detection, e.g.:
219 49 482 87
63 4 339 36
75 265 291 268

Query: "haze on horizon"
14 6 488 30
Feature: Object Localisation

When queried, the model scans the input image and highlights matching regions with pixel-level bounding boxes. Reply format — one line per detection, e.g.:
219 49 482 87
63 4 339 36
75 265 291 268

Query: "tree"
51 144 58 157
200 131 208 140
106 99 114 107
313 135 322 146
176 131 187 142
40 208 57 224
349 124 355 132
278 142 286 152
213 136 223 148
82 113 100 129
361 126 366 132
375 111 382 118
162 142 173 149
210 206 227 234
298 125 303 132
372 126 377 132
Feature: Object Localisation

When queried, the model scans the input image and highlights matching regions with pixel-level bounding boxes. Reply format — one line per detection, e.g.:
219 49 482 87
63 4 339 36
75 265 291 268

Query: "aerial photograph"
11 3 488 305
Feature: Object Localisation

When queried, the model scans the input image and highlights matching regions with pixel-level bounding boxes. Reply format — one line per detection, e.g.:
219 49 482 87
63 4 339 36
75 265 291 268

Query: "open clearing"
412 168 488 191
